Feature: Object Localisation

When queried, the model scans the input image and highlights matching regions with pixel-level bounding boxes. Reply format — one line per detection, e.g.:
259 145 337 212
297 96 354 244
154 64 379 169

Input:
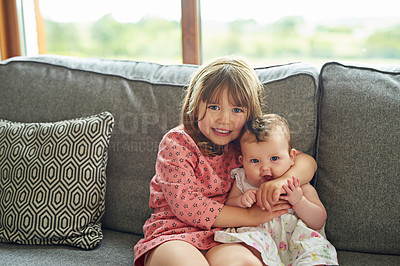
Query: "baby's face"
239 132 295 187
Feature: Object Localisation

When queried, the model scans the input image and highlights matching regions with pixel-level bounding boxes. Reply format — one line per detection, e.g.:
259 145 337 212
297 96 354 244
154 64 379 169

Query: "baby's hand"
280 176 303 205
241 189 257 208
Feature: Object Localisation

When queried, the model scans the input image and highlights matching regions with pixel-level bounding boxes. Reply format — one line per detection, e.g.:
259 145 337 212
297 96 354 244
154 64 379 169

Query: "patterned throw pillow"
0 112 114 249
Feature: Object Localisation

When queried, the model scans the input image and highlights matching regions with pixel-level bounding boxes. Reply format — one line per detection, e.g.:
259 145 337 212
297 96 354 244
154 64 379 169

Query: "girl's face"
197 87 247 146
239 131 295 187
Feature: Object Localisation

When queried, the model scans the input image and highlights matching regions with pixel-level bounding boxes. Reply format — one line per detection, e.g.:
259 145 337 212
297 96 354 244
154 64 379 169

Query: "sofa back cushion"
257 64 319 156
0 56 318 235
315 62 400 254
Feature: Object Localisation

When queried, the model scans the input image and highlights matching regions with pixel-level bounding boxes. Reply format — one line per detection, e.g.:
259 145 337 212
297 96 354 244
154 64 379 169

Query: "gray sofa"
0 55 399 265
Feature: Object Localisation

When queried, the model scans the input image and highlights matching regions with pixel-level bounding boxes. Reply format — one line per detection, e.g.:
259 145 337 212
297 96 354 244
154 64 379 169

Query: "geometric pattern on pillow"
0 112 114 249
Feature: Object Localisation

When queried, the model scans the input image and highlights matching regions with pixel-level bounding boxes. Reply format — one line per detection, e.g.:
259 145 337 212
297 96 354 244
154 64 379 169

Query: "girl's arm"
156 130 289 231
226 180 257 208
212 202 291 228
256 153 317 211
281 177 327 230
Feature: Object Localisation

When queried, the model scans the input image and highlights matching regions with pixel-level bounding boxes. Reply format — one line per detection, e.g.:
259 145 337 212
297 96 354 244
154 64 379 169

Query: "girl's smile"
212 128 231 136
197 87 247 146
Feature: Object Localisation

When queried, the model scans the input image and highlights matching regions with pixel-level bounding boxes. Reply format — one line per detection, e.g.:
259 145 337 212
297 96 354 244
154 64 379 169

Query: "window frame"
0 0 21 60
181 0 201 65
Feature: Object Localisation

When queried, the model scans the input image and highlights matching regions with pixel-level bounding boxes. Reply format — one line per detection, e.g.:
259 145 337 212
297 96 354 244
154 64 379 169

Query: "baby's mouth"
263 175 274 182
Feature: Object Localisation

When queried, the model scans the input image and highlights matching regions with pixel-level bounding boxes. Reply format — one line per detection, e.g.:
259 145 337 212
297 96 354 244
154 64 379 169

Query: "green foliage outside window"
45 15 400 65
46 14 182 63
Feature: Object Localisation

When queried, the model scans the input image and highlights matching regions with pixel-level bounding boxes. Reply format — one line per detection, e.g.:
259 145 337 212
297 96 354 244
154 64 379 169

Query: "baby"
215 114 338 265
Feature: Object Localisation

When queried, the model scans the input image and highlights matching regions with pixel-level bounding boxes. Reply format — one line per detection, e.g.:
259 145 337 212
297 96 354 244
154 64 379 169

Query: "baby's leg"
145 240 208 266
206 243 264 266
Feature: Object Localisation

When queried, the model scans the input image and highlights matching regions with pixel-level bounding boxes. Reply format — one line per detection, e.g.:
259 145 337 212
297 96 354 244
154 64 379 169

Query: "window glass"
39 0 182 64
201 0 400 67
18 0 39 56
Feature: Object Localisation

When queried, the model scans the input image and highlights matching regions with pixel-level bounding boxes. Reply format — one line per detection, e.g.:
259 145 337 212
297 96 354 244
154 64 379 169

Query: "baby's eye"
232 107 244 113
250 159 259 163
271 156 279 162
208 105 219 110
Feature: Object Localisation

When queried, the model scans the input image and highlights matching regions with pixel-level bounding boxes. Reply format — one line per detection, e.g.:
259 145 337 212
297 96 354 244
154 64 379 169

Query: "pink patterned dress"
133 127 241 266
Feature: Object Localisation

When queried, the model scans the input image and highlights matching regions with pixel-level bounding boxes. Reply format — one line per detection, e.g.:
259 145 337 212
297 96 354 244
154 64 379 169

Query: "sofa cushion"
315 62 400 254
0 56 318 236
0 229 138 265
337 250 400 265
0 112 114 249
257 63 319 156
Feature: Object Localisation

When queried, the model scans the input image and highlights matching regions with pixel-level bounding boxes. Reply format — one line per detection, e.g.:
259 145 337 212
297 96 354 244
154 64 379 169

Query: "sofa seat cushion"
337 250 400 265
0 229 139 265
316 62 400 255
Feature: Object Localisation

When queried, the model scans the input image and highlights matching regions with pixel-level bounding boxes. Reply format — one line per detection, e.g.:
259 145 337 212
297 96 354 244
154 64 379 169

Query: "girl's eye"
232 107 244 113
271 156 279 162
208 105 219 110
250 159 259 163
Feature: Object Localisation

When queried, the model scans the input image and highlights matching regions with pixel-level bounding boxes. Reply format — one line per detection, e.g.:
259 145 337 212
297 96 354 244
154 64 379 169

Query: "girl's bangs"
207 81 249 109
229 83 250 108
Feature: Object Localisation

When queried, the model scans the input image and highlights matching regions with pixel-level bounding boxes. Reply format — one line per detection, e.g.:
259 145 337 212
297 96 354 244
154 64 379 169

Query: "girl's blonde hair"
181 56 263 155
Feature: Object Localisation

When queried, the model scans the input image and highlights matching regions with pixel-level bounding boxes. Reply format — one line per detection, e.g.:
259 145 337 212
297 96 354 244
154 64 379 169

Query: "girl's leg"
145 240 209 266
206 243 264 266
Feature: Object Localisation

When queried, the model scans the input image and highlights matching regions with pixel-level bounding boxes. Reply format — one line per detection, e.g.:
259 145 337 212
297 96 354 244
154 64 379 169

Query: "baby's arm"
226 180 257 208
280 177 327 230
257 153 317 211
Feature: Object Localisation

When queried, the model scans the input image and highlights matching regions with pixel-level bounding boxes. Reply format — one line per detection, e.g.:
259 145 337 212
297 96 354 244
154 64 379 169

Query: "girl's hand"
241 189 257 208
247 201 290 225
256 179 286 211
257 153 317 211
280 176 303 205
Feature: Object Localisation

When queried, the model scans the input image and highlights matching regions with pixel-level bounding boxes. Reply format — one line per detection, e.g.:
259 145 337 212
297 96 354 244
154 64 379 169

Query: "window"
2 0 399 66
37 0 182 64
201 0 400 67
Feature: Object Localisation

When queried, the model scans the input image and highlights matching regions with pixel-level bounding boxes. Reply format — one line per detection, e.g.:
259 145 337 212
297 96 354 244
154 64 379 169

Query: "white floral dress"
214 168 338 266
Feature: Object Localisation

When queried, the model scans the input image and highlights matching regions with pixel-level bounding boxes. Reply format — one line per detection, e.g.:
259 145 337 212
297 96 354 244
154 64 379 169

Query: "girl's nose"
217 110 230 123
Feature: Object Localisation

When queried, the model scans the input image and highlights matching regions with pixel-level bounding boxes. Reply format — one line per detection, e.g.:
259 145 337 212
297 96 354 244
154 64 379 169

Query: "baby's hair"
181 55 263 156
241 114 292 152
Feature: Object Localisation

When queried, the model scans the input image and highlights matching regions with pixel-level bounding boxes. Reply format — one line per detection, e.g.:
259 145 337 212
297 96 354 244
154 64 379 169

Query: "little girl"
134 56 317 266
214 114 338 265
